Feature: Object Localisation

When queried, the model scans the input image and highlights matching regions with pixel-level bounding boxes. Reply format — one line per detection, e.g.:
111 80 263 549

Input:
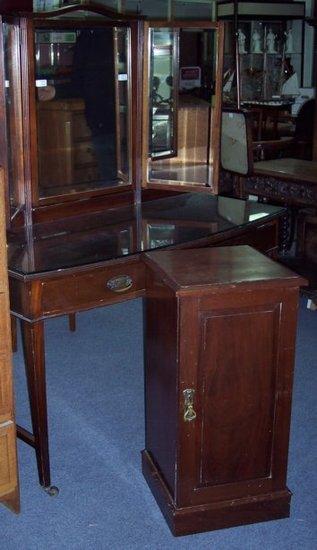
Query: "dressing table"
0 2 297 533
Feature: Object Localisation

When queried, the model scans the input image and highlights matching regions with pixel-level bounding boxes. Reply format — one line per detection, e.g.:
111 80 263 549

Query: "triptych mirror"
0 4 224 228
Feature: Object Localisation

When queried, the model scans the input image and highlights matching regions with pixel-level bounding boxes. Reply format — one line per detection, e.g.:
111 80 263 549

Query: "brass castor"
44 485 59 497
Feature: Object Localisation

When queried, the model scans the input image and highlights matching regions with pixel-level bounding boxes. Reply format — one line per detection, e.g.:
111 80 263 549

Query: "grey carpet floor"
1 297 316 550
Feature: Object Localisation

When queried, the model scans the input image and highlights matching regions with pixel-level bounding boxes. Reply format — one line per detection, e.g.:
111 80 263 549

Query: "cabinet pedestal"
143 246 305 536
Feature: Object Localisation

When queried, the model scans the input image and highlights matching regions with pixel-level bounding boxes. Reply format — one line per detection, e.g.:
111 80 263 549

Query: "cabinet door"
177 289 298 507
0 171 19 513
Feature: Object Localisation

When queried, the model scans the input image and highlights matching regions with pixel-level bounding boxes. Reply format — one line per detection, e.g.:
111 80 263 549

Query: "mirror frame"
221 108 254 176
29 17 136 206
142 19 225 194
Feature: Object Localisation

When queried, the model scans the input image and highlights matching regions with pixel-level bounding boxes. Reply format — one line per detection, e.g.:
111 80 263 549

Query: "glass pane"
3 23 24 208
148 27 218 187
173 1 214 21
150 28 177 159
223 21 237 106
35 26 131 198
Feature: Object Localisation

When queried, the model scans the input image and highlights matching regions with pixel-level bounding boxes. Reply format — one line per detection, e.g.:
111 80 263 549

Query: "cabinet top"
144 246 306 294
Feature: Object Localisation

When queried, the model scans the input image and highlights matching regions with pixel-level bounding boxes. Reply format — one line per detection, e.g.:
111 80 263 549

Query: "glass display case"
217 1 305 105
142 20 224 193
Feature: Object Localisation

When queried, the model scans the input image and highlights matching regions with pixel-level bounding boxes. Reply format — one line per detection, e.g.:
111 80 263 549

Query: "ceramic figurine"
251 29 262 53
285 28 293 54
237 28 247 54
266 28 277 53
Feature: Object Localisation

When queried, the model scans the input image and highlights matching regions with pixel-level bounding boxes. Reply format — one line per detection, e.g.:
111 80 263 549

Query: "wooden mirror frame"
0 3 143 228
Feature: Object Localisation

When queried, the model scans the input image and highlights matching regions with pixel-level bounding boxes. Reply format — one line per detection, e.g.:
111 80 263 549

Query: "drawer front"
42 260 145 316
0 422 18 497
0 355 11 422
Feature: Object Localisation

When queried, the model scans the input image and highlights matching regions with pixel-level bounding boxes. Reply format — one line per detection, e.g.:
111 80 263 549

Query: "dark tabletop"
7 193 285 276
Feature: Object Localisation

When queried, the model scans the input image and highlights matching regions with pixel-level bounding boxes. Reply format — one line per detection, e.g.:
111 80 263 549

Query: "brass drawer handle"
106 275 133 293
183 389 197 422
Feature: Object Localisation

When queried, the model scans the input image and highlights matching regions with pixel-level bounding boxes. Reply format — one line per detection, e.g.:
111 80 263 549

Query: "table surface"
7 193 285 276
254 158 317 183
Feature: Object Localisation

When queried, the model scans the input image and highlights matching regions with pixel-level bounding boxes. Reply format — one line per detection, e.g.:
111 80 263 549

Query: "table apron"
8 219 280 322
9 259 146 322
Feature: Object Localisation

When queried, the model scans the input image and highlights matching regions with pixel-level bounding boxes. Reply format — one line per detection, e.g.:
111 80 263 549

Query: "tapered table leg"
20 320 58 495
68 313 76 332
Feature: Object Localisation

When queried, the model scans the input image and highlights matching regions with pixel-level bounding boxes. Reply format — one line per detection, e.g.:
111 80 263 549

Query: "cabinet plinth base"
142 451 292 537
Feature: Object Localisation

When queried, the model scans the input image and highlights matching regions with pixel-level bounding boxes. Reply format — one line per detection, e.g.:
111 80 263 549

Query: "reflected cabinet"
0 2 225 230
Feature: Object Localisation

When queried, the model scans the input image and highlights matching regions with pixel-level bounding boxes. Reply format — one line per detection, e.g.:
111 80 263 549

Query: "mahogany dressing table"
0 2 291 528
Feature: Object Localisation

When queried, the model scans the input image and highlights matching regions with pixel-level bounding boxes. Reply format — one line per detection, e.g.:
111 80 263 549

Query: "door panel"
198 305 279 487
177 291 297 507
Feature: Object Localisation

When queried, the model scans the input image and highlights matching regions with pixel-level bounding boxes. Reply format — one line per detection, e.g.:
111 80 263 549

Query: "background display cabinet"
142 20 224 194
217 1 305 105
0 2 141 227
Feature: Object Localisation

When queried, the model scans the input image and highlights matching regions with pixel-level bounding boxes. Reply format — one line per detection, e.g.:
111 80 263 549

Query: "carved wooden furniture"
221 107 317 302
221 108 317 208
7 193 285 494
0 169 19 513
244 158 317 207
143 245 305 536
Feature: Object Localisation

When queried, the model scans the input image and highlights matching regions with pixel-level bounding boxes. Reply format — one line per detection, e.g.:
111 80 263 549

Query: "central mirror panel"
35 25 131 199
144 23 223 192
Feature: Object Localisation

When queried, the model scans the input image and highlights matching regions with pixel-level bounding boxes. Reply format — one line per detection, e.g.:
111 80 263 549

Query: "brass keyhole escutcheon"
183 389 197 422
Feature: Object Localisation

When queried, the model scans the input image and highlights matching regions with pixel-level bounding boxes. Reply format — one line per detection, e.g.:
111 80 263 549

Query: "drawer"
41 260 146 316
72 112 92 140
73 142 96 166
0 421 17 497
0 355 11 423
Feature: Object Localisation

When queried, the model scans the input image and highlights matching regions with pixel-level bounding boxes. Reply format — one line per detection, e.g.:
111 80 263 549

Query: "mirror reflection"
35 26 130 198
148 27 218 187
